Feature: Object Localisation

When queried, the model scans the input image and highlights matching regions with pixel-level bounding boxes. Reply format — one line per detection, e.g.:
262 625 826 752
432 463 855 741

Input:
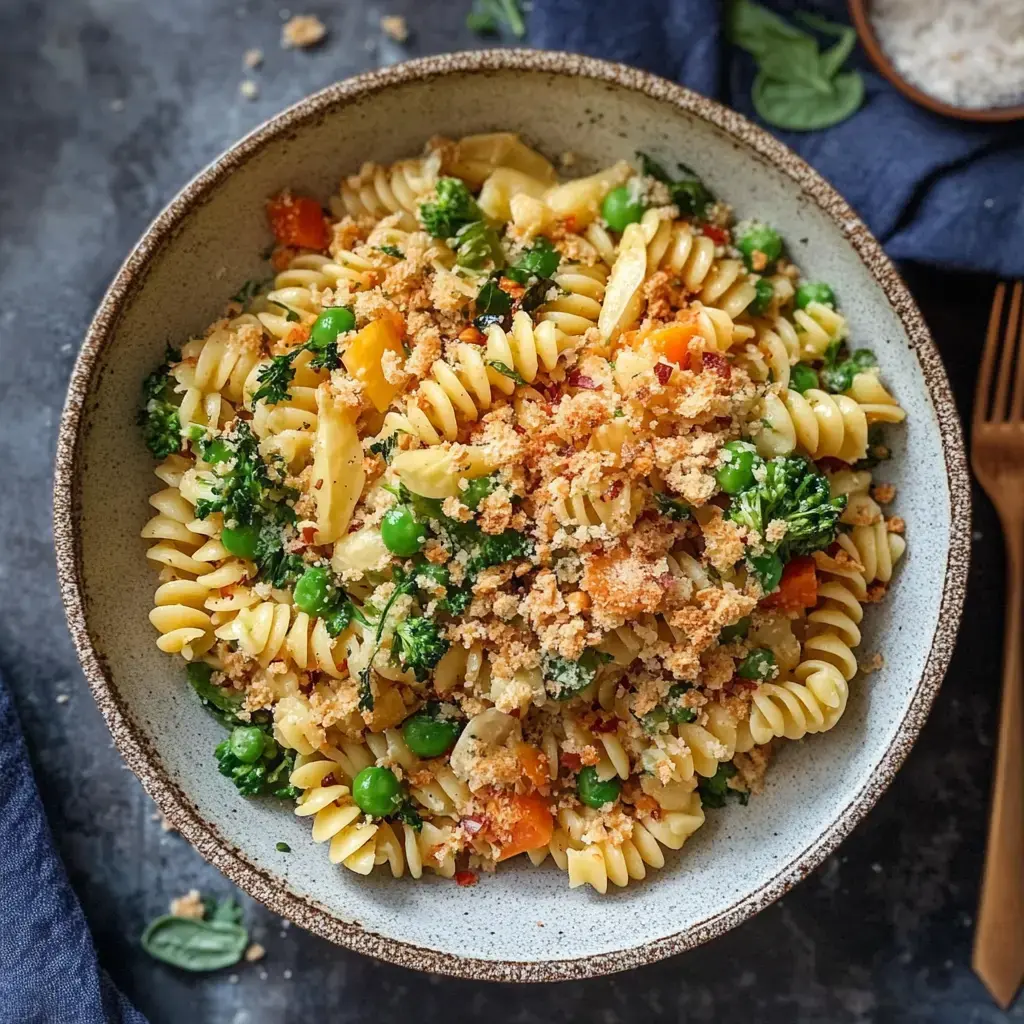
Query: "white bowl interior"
74 66 952 966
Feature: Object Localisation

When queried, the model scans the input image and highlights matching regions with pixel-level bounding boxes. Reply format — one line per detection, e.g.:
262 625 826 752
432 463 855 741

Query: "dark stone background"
0 0 1015 1020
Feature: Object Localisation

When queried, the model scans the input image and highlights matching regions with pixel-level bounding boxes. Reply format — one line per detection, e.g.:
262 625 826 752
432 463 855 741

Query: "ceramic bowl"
54 49 970 981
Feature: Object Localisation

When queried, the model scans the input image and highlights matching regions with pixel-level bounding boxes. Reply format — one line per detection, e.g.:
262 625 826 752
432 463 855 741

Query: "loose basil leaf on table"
752 71 864 132
141 915 248 972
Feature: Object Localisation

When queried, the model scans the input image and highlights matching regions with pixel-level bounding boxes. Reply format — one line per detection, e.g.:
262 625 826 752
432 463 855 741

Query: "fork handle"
974 517 1024 1008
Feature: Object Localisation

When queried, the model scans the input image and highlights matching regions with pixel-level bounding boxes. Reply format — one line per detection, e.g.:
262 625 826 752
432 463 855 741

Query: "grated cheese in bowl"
872 0 1024 109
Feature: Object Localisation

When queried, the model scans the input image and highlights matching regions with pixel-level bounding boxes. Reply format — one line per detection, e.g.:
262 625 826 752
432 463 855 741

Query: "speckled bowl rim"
53 49 970 982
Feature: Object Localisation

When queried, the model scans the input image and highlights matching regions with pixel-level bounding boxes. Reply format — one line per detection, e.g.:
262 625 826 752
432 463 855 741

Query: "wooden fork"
972 280 1024 1009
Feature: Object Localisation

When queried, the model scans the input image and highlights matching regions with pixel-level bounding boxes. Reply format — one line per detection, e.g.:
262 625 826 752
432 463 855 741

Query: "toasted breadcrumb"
239 80 259 101
243 48 264 69
244 943 266 963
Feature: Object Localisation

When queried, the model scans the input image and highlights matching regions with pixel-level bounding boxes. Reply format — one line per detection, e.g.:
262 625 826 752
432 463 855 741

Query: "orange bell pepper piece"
495 794 554 861
341 318 405 412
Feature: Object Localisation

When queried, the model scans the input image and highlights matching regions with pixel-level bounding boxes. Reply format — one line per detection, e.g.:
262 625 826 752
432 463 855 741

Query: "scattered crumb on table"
169 889 204 919
55 693 69 704
244 942 266 963
243 47 264 69
239 80 259 101
380 15 408 42
281 14 326 49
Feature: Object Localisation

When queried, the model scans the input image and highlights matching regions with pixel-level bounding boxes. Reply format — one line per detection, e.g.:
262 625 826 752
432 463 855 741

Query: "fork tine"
976 283 1006 428
1011 282 1024 422
992 282 1022 423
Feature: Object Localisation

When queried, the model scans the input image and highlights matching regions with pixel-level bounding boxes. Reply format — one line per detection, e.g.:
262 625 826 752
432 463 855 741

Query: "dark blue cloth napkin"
531 0 1024 278
0 673 147 1024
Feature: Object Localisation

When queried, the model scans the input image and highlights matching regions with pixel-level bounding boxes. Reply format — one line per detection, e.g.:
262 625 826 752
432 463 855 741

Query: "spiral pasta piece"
845 370 907 424
334 158 437 229
756 387 868 462
538 795 705 893
537 264 608 336
393 312 572 444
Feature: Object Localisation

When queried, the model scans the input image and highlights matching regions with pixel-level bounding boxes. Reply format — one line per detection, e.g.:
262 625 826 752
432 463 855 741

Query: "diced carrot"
761 556 818 611
515 742 549 791
266 192 329 250
454 870 478 887
702 224 729 245
495 794 554 862
498 277 526 299
458 326 484 345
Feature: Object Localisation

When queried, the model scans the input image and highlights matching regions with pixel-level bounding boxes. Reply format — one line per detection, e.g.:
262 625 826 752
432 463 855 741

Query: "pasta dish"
139 132 906 892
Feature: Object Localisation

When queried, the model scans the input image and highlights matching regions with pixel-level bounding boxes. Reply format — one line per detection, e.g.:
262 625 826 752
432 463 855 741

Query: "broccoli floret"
253 521 305 589
641 683 697 732
186 662 244 728
193 423 302 590
727 454 846 565
469 528 533 574
819 345 877 394
138 346 183 458
391 616 450 682
542 648 611 701
654 492 692 522
637 152 715 219
214 724 298 800
697 761 748 808
419 178 482 239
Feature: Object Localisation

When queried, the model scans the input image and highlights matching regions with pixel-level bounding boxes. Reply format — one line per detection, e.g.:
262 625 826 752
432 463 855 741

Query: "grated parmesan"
872 0 1024 109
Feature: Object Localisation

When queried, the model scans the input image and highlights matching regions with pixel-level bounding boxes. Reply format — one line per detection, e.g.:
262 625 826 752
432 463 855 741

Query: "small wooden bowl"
848 0 1024 123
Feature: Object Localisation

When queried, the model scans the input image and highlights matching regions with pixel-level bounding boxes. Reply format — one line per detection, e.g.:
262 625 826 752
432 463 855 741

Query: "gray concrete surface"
0 1 1016 1021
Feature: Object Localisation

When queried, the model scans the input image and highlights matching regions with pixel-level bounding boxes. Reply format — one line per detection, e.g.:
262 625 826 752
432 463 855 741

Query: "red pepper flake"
566 370 601 390
702 352 731 378
321 773 337 787
653 361 673 385
603 479 624 502
562 215 578 233
300 525 317 544
817 456 851 473
559 752 582 773
512 424 526 435
591 714 619 734
702 224 728 245
454 870 478 887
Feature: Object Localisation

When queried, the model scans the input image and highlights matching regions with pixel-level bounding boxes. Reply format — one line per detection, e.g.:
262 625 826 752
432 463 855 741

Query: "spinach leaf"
486 360 527 386
140 916 248 972
752 71 864 132
473 276 512 330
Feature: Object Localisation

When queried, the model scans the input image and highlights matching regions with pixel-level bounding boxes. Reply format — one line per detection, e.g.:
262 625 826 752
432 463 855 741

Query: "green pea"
789 363 819 394
310 306 355 349
202 439 232 464
748 277 775 316
737 647 776 682
795 282 836 310
414 563 450 591
462 474 497 510
737 223 783 272
294 567 334 616
716 440 757 495
221 524 260 560
601 186 646 232
229 726 266 764
381 505 426 557
576 765 622 809
749 551 783 592
719 616 752 643
352 766 404 817
402 706 462 758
